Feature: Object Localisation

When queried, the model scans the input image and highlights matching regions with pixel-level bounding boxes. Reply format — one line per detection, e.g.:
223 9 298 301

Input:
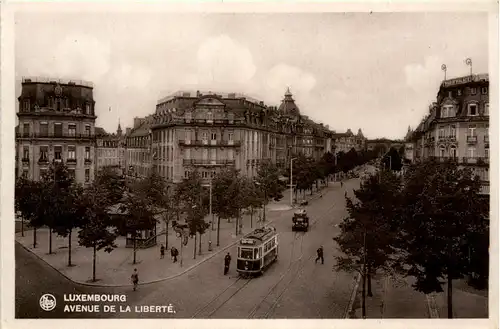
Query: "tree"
94 166 126 205
175 170 209 258
15 177 44 246
382 147 403 171
40 162 75 255
78 183 118 282
333 170 402 318
396 159 488 318
255 160 285 222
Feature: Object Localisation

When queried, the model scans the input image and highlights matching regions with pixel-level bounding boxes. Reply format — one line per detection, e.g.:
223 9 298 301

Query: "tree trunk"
362 269 367 318
92 244 97 282
21 216 25 237
33 227 37 248
48 227 53 254
235 215 238 236
68 229 72 267
367 264 373 297
133 234 137 264
193 233 197 259
216 216 221 247
447 270 453 318
198 232 202 255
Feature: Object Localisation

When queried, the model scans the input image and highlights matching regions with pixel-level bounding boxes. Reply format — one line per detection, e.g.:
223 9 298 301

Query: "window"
211 149 216 160
239 248 253 260
439 146 446 157
484 103 489 116
457 89 462 96
442 105 455 118
68 146 76 160
85 104 91 115
85 125 91 136
468 147 476 158
481 87 488 95
85 169 90 182
23 146 29 159
39 146 48 161
185 149 191 159
211 132 217 140
449 146 457 158
39 168 48 179
450 125 456 138
22 170 28 178
23 123 30 137
448 91 452 98
85 147 90 160
228 149 234 160
40 122 49 136
54 123 63 137
185 171 189 178
207 112 213 121
468 104 478 116
470 87 477 95
202 132 208 141
485 148 489 158
68 124 76 136
68 169 76 180
54 146 62 160
468 126 476 137
439 127 445 137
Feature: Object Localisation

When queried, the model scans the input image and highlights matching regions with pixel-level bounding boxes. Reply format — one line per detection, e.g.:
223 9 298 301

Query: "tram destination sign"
241 238 256 245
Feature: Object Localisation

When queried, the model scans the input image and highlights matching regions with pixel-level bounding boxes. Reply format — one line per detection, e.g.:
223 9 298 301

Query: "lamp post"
208 177 213 251
290 158 297 207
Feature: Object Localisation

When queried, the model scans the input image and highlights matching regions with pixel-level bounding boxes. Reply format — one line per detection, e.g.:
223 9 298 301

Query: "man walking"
131 268 139 291
171 247 179 263
224 252 232 275
315 246 324 264
160 244 165 259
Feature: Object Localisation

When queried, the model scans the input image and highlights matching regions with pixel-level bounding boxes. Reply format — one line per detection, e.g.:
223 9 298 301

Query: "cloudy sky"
15 10 489 139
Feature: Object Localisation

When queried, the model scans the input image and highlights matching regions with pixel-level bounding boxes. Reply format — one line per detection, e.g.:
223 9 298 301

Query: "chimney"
133 117 142 128
196 90 201 97
126 128 131 135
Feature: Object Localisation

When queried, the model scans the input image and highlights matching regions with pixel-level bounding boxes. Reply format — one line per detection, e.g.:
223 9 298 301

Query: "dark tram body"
236 226 279 277
292 209 309 231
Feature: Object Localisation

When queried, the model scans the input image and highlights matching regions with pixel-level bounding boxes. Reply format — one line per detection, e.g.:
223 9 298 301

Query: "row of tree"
334 158 489 318
15 160 287 281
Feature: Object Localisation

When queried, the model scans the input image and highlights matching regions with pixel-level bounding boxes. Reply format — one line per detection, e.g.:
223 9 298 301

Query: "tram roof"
242 227 276 242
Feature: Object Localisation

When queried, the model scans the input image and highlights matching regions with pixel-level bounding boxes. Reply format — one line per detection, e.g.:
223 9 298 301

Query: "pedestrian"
160 244 165 259
224 252 232 275
341 181 344 188
171 247 178 263
131 268 139 291
315 246 324 264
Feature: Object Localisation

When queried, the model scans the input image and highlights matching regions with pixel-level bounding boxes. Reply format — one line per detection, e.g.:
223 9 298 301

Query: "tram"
236 226 279 277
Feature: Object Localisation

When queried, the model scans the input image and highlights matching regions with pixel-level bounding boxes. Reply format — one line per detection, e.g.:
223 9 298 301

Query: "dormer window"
481 87 488 95
441 105 455 118
468 104 478 116
457 89 462 96
85 104 90 115
470 87 477 95
448 91 452 98
23 100 30 112
484 103 489 116
207 112 213 121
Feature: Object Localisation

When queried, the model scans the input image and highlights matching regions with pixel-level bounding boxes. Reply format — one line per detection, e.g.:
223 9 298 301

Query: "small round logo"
39 294 56 311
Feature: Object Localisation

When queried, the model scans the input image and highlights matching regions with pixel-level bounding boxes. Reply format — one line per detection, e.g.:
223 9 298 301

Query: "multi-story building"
125 116 153 179
333 128 367 153
95 123 126 175
408 73 490 195
143 88 335 184
15 77 97 184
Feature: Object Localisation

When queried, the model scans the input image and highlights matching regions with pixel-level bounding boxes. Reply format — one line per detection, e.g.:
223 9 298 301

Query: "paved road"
116 177 362 319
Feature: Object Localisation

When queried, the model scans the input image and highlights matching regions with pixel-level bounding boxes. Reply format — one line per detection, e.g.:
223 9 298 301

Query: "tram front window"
240 248 253 260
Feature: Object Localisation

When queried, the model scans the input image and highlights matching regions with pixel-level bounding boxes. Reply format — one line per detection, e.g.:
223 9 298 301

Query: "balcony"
38 158 49 165
179 140 241 147
84 158 93 165
67 158 77 165
466 136 478 144
21 158 29 163
16 132 96 140
183 159 235 166
438 135 456 142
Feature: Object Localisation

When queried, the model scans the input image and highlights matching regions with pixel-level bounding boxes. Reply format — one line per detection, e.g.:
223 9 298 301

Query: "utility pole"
208 177 213 251
290 158 297 207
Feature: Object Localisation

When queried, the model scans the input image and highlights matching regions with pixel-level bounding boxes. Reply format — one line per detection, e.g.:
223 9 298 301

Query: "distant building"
95 123 126 175
125 88 335 184
16 77 97 184
408 73 489 195
333 128 367 153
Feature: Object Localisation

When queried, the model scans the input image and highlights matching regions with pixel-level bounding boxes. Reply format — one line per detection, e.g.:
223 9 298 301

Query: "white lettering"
63 294 127 302
63 304 100 312
120 305 131 312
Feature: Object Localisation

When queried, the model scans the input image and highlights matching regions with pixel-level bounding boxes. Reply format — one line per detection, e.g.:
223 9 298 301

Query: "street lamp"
208 177 213 251
254 180 266 226
290 158 297 207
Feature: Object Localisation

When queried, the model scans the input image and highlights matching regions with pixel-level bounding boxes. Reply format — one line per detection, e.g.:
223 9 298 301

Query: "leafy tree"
175 170 209 258
78 183 118 282
382 147 403 171
255 159 285 221
334 170 402 318
15 177 44 246
396 159 488 318
94 166 126 205
39 163 75 254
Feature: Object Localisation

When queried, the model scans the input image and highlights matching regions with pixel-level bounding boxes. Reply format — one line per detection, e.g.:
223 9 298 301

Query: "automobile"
292 209 309 232
299 199 308 206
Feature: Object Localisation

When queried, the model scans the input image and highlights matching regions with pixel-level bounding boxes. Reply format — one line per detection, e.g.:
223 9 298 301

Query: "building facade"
408 73 490 195
95 124 126 175
16 77 97 184
135 88 335 184
333 128 367 153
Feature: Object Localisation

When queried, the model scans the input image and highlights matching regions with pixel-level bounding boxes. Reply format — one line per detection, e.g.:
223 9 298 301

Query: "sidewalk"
350 274 488 318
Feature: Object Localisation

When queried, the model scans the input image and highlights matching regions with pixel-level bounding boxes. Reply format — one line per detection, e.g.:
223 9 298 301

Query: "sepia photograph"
2 2 497 326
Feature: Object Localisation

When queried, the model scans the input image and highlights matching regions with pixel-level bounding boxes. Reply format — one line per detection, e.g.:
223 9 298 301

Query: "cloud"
195 34 256 87
264 63 317 98
404 56 443 93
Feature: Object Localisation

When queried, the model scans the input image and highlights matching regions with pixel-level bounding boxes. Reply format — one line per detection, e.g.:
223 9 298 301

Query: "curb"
344 272 361 318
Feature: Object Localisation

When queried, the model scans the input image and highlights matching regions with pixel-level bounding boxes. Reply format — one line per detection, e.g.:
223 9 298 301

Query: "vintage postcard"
1 2 498 329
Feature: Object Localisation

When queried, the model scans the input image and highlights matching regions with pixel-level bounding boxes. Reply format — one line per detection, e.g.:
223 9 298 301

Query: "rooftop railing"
22 76 94 88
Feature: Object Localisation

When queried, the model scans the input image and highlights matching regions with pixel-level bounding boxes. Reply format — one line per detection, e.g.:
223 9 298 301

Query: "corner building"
149 89 335 184
409 73 490 195
16 77 97 184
